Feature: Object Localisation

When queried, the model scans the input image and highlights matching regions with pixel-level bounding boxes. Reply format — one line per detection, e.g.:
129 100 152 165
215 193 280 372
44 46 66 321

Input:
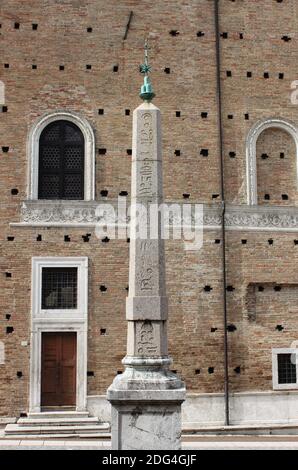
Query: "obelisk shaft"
125 102 168 360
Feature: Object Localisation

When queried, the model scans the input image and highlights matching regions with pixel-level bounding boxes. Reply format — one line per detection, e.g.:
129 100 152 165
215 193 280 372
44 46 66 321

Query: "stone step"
2 433 111 440
18 417 100 427
5 423 110 435
182 423 298 436
28 411 90 420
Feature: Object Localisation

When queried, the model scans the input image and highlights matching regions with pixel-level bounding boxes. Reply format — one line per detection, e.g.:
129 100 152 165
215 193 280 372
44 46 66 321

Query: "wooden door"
41 332 77 407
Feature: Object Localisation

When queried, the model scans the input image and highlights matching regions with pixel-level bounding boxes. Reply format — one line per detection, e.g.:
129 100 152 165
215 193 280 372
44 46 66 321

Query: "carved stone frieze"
13 200 298 231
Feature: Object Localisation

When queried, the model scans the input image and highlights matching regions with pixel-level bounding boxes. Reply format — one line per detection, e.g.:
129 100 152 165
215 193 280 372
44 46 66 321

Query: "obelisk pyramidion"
107 41 186 450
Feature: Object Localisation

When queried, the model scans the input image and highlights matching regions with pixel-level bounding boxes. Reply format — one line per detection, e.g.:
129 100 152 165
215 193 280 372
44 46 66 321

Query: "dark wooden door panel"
41 332 76 407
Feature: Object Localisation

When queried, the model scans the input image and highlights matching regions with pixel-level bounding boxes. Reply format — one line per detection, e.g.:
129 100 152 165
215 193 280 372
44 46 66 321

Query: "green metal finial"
139 39 155 102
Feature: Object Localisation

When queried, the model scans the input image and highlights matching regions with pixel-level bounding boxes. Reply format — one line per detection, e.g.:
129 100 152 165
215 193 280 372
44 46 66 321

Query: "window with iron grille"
38 120 84 199
277 353 296 384
41 267 78 309
272 348 298 389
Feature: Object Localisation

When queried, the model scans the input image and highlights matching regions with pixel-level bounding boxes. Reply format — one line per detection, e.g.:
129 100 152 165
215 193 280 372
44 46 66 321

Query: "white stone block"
131 160 163 202
126 320 168 357
111 402 182 450
132 103 162 163
128 239 166 297
126 296 168 320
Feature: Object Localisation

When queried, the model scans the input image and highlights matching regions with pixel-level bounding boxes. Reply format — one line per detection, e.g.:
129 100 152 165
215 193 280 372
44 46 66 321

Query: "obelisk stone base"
107 358 185 450
110 394 184 450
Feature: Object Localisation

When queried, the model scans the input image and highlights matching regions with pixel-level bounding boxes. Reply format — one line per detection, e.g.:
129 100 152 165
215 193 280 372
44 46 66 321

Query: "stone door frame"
29 257 88 413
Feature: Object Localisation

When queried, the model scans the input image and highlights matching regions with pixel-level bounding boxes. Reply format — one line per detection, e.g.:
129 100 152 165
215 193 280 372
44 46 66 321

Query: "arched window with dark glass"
38 120 84 199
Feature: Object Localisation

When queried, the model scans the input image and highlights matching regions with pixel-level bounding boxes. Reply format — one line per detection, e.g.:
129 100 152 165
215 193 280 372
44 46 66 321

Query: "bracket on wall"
123 11 133 40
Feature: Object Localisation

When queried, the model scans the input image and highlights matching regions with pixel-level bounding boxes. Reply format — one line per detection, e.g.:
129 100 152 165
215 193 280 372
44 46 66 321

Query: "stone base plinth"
107 359 185 450
108 389 185 450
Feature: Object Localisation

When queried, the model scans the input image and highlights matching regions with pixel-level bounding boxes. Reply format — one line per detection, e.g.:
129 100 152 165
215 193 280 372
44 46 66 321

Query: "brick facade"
0 0 298 420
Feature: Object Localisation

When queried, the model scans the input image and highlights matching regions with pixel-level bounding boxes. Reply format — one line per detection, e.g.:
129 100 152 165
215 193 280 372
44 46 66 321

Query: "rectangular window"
41 267 77 309
272 348 298 390
277 353 296 384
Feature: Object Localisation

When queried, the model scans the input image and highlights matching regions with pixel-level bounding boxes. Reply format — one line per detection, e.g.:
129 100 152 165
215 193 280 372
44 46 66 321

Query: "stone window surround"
32 256 88 317
0 341 4 365
0 80 5 104
27 110 95 201
272 348 298 391
29 256 88 413
246 117 298 205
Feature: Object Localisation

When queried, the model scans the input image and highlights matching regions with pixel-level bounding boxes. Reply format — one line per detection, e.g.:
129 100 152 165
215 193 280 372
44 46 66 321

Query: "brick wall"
0 0 298 417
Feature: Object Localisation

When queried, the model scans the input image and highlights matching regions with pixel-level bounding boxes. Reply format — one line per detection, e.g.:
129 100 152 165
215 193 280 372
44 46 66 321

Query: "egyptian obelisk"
107 41 185 450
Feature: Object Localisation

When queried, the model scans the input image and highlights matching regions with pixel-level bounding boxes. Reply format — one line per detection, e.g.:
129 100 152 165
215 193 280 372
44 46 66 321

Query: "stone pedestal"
107 101 186 450
109 393 184 450
108 358 185 450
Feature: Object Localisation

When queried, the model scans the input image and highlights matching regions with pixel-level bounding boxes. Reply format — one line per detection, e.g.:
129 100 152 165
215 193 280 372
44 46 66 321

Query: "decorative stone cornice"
10 200 298 232
20 200 99 225
225 205 298 231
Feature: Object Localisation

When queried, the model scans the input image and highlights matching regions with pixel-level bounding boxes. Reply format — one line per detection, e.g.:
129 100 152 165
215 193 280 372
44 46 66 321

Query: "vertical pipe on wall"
214 0 230 426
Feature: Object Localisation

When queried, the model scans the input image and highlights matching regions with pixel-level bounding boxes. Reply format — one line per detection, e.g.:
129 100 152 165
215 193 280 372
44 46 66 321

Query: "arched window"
28 111 95 201
38 120 84 200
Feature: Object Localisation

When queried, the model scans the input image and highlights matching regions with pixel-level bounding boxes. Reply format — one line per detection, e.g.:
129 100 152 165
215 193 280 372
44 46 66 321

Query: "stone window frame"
272 348 298 390
0 341 4 365
0 80 5 104
29 257 88 413
246 118 298 205
32 256 88 318
27 111 95 201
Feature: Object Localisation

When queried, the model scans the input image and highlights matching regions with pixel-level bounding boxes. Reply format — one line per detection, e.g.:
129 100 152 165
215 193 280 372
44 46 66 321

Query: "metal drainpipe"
214 0 230 426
